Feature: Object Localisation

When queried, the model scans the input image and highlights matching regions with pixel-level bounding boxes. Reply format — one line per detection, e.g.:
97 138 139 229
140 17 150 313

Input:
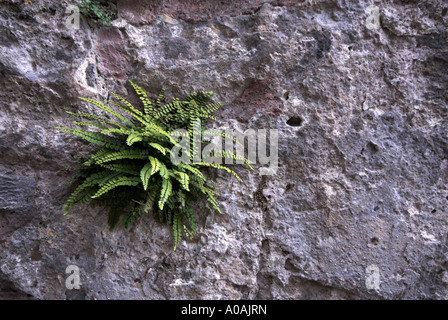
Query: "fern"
58 81 252 250
92 176 141 199
94 149 149 164
158 178 172 210
173 210 183 251
76 0 115 26
56 127 123 151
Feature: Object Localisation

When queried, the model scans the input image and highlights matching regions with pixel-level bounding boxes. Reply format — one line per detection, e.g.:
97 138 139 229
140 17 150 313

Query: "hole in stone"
366 141 379 153
286 116 302 127
371 237 379 245
284 91 289 100
374 206 380 211
442 8 447 16
431 209 436 213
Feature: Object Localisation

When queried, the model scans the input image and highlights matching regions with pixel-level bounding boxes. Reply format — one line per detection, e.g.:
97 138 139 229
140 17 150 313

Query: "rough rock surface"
0 0 447 299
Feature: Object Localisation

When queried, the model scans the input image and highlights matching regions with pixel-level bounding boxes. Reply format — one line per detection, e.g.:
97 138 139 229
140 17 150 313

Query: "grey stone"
0 0 447 300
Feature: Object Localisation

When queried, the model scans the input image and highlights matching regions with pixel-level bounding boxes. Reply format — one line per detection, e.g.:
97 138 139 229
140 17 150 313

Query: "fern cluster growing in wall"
57 81 252 250
76 0 115 26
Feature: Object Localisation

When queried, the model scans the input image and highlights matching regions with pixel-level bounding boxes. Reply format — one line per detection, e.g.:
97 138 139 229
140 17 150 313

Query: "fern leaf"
73 121 109 130
184 207 197 239
78 97 133 127
158 178 172 210
94 149 149 164
201 102 223 115
148 142 166 155
155 88 165 107
198 162 241 180
219 150 254 170
63 181 93 215
91 176 140 199
154 100 179 119
100 163 140 175
148 156 161 175
128 80 154 116
90 148 116 163
140 161 155 191
171 170 190 191
127 132 144 146
177 164 205 181
206 195 222 213
178 190 186 207
66 111 128 129
158 161 169 179
109 91 144 118
63 170 117 214
142 186 158 214
203 130 244 148
101 127 134 136
123 206 140 229
57 127 123 151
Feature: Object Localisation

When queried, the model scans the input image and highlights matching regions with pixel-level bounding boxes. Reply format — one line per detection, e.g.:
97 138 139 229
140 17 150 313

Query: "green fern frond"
184 207 197 239
94 149 149 164
148 156 161 176
128 80 154 116
66 111 128 130
155 88 165 107
123 206 141 229
63 181 94 215
59 81 251 251
78 97 133 127
173 210 183 250
101 127 135 136
219 150 254 170
148 142 167 155
63 170 117 215
109 92 144 118
99 163 140 175
158 178 172 210
158 161 169 179
171 170 190 191
89 148 116 163
201 102 223 115
91 176 141 199
140 161 155 191
203 130 244 147
56 127 123 151
198 162 241 180
176 163 205 181
72 121 109 130
126 132 144 146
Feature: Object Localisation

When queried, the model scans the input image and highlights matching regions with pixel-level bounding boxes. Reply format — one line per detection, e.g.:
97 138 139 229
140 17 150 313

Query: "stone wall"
0 0 447 299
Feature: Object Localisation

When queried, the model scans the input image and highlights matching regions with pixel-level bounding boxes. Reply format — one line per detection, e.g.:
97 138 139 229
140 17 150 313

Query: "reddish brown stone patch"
96 28 128 81
118 0 300 24
117 0 160 24
219 79 284 123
